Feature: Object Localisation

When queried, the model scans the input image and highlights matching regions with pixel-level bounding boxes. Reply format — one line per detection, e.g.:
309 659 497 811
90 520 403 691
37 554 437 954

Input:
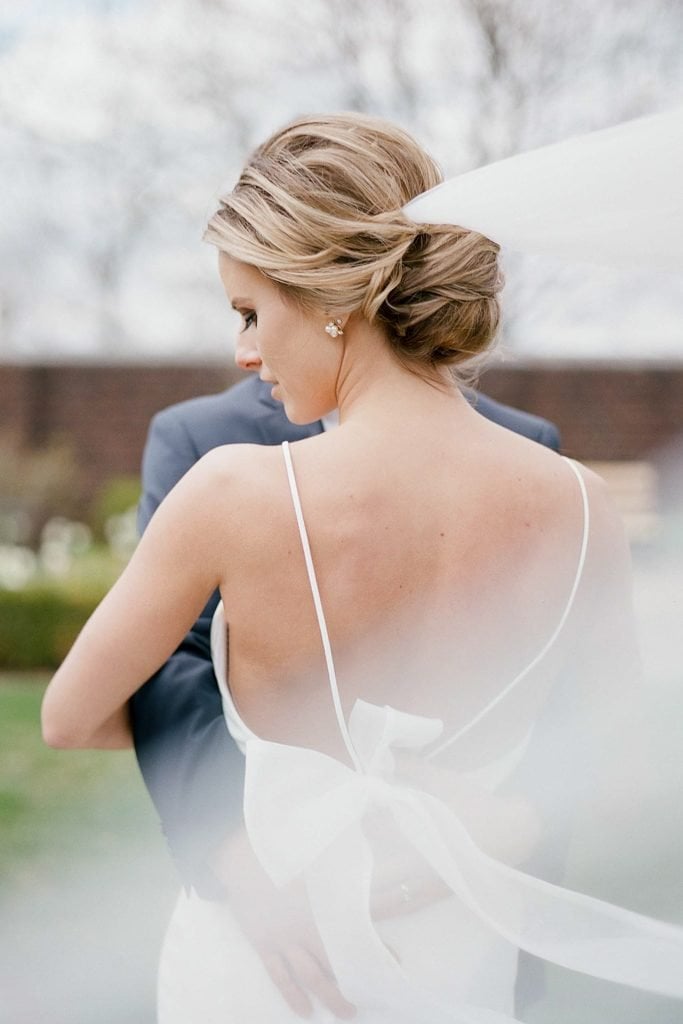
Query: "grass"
0 675 177 1024
0 675 154 878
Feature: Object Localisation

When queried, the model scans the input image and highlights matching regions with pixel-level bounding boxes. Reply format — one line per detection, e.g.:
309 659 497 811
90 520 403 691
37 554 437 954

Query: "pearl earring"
324 318 344 338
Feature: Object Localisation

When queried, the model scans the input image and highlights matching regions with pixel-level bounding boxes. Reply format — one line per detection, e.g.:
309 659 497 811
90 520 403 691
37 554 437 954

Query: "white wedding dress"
158 442 683 1023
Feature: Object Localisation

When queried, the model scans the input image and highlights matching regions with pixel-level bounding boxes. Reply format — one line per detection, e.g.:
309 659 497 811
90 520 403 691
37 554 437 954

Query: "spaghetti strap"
282 440 590 767
281 442 364 773
427 455 590 760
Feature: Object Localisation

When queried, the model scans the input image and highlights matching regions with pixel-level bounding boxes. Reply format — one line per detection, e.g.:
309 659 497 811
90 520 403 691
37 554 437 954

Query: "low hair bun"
378 225 503 368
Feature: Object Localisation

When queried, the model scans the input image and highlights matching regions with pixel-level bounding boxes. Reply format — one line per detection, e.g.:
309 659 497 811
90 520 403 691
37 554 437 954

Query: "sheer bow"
244 699 683 1020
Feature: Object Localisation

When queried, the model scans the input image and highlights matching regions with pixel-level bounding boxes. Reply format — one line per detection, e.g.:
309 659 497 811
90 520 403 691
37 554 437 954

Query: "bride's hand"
369 845 451 921
394 752 542 866
210 829 356 1020
365 752 543 923
364 807 451 922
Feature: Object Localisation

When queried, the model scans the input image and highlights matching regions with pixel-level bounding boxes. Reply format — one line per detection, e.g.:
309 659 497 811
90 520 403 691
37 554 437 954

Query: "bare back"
214 399 619 765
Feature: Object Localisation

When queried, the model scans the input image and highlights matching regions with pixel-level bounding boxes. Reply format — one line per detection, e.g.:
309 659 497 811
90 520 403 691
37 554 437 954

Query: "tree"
0 0 680 360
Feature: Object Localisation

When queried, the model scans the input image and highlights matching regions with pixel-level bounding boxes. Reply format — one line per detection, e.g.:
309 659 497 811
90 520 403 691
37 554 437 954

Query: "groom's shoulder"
152 375 271 450
157 374 262 425
468 389 561 451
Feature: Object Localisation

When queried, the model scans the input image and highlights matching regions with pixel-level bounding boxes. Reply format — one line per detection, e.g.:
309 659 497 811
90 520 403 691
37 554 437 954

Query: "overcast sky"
1 0 681 364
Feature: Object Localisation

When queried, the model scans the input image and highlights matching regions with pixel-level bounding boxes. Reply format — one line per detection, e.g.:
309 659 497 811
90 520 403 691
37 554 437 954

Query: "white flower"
0 545 37 590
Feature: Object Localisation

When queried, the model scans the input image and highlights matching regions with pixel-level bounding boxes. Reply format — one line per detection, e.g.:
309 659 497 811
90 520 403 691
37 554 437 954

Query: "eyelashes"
240 311 257 332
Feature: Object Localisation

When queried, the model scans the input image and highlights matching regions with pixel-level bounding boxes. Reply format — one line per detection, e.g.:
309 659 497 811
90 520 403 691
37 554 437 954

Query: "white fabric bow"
244 698 683 1016
245 700 443 885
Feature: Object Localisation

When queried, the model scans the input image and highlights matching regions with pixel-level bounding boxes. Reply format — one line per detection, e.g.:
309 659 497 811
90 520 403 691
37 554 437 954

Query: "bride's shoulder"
148 440 279 517
540 453 632 585
187 441 283 492
502 433 616 518
556 457 624 537
184 442 291 520
495 435 629 562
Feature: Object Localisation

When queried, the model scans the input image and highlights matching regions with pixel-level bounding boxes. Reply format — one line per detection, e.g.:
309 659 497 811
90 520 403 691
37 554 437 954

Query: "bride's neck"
333 327 466 428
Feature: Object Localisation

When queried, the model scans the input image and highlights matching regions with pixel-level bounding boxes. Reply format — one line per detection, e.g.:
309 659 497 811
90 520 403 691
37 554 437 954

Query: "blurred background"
0 1 682 1021
1 0 683 360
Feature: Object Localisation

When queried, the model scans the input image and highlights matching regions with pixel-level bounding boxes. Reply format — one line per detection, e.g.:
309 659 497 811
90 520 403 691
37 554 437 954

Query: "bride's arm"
41 449 229 749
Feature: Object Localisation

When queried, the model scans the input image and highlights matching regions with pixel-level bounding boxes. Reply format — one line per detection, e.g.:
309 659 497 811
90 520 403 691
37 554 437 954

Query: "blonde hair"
205 113 502 371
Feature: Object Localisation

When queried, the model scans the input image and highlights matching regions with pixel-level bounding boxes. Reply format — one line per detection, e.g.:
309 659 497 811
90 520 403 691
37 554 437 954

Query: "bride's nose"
235 339 262 372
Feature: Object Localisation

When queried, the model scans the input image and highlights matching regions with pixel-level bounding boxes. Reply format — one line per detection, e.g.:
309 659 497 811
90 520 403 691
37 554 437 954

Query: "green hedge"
0 588 103 669
90 475 141 541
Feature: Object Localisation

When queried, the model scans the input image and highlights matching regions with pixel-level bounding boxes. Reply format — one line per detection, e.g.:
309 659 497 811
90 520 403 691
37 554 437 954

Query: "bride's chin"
285 408 318 426
283 403 326 427
277 394 300 423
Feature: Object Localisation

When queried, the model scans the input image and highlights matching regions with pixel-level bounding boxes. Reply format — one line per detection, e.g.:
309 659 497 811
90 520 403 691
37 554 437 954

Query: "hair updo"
205 113 503 372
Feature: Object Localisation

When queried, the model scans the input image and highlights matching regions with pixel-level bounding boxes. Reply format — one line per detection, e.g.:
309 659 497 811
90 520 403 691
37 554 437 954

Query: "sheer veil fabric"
403 107 683 272
238 445 683 1022
158 110 683 1023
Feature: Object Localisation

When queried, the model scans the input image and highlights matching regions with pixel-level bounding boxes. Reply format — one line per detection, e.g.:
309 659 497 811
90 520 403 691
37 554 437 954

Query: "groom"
130 354 560 1014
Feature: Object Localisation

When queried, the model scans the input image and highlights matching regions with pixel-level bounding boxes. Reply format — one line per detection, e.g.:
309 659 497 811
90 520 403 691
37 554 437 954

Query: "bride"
42 113 683 1022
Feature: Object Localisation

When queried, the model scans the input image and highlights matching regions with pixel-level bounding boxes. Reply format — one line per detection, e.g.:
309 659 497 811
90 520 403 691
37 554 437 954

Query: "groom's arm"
129 407 243 898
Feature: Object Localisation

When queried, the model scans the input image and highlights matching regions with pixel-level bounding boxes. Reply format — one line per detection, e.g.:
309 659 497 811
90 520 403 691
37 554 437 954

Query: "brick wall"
0 362 238 502
2 361 682 507
478 362 683 461
0 364 34 448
